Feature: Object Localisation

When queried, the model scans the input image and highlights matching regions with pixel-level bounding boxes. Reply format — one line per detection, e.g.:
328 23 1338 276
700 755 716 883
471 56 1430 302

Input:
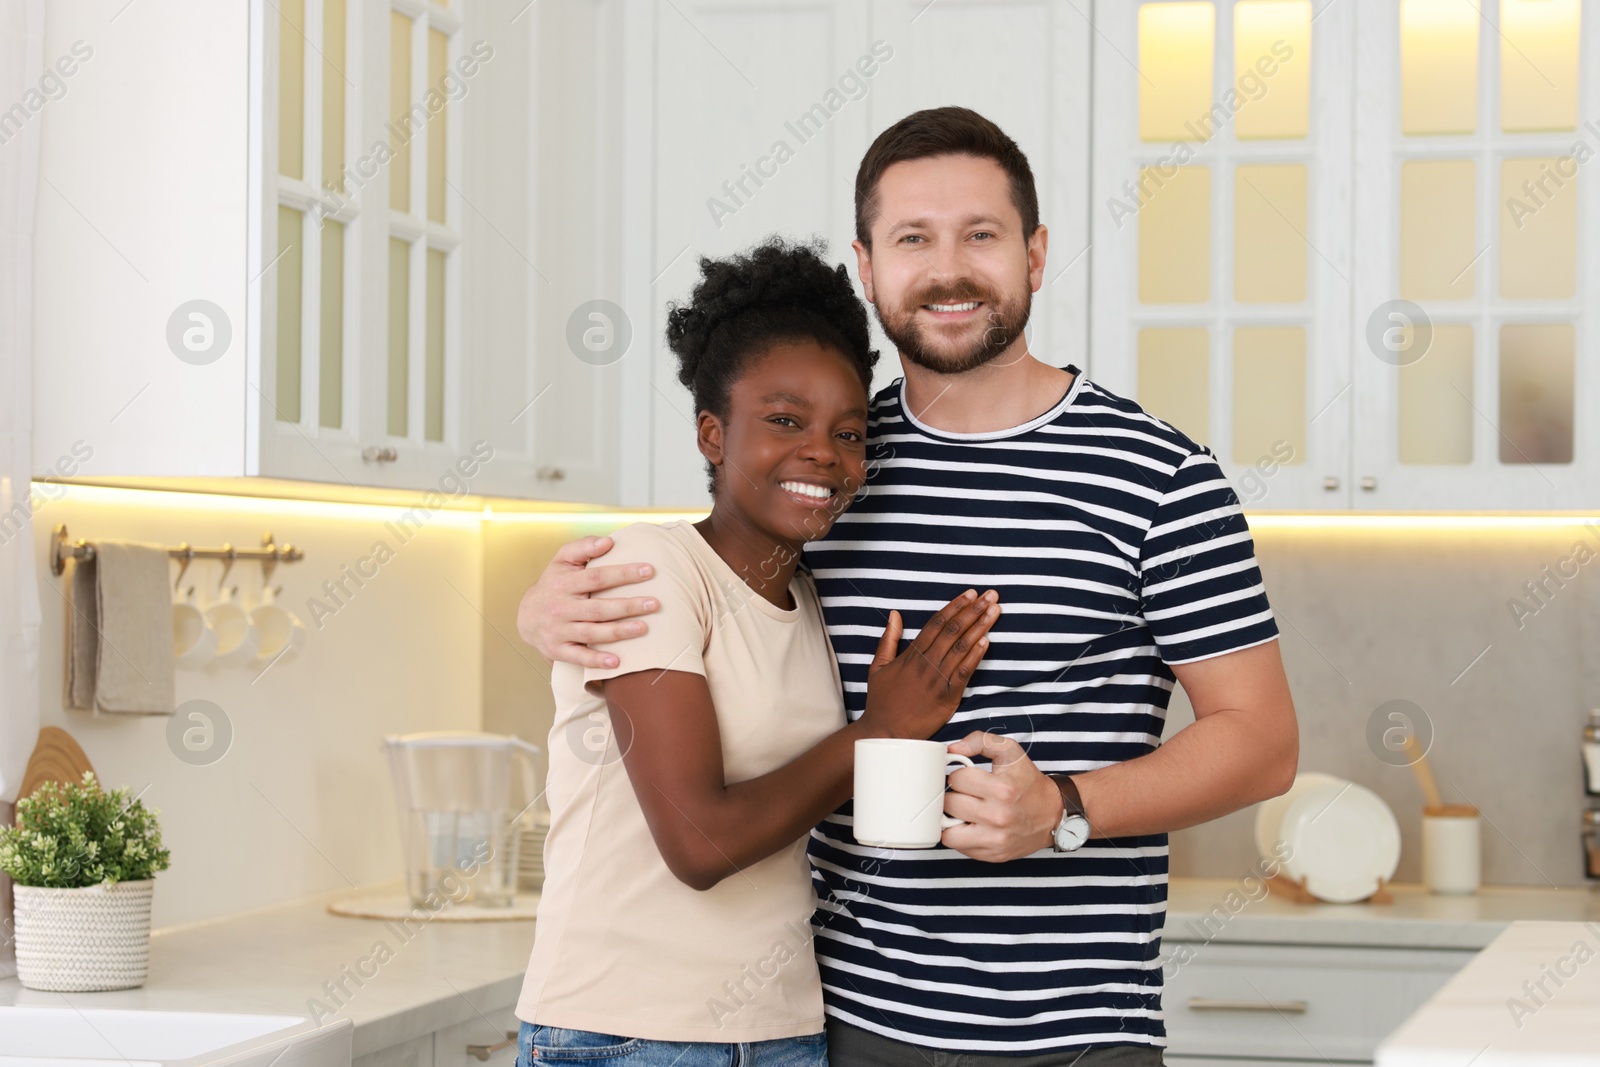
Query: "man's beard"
875 280 1032 375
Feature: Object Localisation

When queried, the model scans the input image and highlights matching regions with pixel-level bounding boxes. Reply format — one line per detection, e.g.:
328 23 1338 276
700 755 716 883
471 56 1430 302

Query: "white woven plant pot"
13 879 154 992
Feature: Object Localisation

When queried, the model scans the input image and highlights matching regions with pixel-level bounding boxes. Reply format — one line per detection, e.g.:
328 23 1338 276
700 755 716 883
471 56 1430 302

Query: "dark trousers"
824 1019 1163 1067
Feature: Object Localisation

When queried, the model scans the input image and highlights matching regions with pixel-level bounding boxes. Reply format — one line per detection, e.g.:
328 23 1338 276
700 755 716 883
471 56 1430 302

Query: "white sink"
0 1007 352 1067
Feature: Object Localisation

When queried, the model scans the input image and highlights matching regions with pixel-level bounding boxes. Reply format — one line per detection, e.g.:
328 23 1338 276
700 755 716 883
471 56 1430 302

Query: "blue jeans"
517 1023 829 1067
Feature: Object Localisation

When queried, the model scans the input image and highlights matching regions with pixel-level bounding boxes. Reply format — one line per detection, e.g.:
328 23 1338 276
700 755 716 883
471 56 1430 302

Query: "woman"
514 238 1000 1066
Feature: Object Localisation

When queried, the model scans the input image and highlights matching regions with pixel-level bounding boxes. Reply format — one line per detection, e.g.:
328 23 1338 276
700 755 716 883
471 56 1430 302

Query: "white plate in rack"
1278 779 1401 903
1254 771 1344 864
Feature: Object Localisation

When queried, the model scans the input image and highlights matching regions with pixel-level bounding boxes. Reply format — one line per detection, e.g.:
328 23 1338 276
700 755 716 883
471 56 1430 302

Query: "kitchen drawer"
434 1003 521 1067
1161 941 1472 1062
355 1034 433 1067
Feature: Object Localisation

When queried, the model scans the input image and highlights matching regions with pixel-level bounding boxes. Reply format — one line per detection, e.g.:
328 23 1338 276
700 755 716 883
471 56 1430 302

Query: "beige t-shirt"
515 521 846 1042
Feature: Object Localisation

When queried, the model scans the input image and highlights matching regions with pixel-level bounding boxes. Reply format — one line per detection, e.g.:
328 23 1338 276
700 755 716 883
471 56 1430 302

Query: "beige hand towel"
65 552 98 710
64 542 174 715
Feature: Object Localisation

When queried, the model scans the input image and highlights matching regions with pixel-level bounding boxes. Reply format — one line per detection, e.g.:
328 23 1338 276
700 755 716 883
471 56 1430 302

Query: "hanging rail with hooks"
49 523 305 586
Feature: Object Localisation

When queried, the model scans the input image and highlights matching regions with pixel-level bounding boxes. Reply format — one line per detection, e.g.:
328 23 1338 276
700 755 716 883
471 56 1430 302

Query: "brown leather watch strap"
1050 774 1086 818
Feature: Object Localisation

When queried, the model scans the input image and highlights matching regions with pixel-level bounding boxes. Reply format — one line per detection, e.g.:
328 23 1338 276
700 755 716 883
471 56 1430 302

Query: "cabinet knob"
1322 476 1340 491
536 466 566 482
361 446 399 464
1360 476 1378 491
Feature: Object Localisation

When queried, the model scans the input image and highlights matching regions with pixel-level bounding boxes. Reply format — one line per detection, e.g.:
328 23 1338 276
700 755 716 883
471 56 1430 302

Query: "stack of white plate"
518 813 549 892
1254 771 1401 903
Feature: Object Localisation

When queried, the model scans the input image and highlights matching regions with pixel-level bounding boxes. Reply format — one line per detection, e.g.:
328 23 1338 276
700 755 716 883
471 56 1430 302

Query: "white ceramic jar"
1422 804 1481 895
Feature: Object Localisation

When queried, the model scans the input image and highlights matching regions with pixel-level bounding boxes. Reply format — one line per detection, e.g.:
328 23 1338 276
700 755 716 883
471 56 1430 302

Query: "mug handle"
939 754 983 830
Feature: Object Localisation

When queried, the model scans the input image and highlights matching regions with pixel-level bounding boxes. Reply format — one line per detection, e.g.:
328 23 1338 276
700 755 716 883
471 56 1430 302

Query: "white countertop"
1 877 1594 1059
1376 920 1600 1065
1167 878 1600 951
0 884 538 1059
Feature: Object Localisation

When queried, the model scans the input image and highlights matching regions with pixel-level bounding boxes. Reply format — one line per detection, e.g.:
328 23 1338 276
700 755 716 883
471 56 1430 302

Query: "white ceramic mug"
1423 805 1480 895
853 738 981 849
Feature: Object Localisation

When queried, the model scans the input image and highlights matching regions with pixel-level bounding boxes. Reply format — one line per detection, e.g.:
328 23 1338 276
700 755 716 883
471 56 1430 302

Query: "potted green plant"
0 771 171 991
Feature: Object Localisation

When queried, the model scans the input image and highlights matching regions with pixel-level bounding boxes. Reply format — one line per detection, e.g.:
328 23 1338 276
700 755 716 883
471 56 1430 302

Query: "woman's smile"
778 478 838 508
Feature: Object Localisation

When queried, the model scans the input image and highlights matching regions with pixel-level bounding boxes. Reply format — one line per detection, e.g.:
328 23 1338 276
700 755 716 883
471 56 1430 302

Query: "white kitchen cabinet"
1349 0 1600 510
47 0 1597 512
625 0 877 509
463 0 630 504
32 1 255 481
622 0 1092 508
254 0 491 492
354 1033 434 1067
31 0 601 500
1091 0 1600 511
1090 0 1355 510
354 1001 517 1067
1162 940 1473 1064
433 1004 519 1067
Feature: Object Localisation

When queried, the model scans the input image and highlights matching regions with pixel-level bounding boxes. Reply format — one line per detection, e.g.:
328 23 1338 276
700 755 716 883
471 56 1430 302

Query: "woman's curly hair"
666 237 878 490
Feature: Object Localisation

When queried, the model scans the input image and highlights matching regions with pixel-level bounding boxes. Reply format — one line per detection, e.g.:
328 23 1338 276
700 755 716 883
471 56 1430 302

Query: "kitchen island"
1376 919 1600 1066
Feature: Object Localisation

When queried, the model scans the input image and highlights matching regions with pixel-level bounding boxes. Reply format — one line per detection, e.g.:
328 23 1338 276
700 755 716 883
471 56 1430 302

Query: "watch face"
1056 815 1090 851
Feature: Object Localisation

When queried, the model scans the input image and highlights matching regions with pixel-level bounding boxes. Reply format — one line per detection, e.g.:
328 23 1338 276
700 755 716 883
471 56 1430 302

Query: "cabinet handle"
536 466 566 482
1187 996 1308 1014
361 446 399 464
1322 476 1340 491
467 1030 518 1062
1360 476 1378 491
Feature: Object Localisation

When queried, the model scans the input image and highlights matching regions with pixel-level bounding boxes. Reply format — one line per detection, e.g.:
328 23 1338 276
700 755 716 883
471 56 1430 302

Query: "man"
519 107 1297 1064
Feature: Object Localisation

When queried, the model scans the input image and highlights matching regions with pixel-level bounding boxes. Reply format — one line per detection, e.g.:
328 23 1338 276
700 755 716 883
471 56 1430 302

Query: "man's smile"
920 300 984 322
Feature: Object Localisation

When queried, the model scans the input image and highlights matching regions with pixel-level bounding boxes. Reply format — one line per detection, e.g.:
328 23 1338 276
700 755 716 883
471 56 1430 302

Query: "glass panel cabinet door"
262 0 360 480
1092 0 1354 509
258 0 467 487
1352 0 1594 508
384 7 460 457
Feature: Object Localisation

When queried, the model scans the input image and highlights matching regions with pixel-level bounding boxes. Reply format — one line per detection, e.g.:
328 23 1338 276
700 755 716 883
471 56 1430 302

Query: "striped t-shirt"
801 367 1279 1053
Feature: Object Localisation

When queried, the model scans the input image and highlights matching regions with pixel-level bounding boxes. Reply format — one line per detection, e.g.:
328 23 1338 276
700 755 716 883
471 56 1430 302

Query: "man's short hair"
854 106 1040 249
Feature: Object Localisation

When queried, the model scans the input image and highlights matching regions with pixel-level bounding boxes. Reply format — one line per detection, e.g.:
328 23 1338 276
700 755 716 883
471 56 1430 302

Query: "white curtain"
1 0 45 977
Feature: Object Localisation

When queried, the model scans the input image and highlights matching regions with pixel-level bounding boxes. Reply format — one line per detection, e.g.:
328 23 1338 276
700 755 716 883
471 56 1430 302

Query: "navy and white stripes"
801 367 1278 1053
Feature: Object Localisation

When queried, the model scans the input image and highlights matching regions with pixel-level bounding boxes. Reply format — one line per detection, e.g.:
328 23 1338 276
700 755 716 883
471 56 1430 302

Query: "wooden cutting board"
19 727 96 801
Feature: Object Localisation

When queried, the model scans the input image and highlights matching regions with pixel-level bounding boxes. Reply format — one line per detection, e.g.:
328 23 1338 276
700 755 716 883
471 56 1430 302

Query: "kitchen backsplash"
27 494 1596 933
489 516 1600 891
27 487 484 931
1170 520 1598 891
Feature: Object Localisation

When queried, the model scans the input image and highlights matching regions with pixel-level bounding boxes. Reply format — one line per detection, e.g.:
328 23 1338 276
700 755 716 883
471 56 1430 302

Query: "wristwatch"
1049 775 1091 853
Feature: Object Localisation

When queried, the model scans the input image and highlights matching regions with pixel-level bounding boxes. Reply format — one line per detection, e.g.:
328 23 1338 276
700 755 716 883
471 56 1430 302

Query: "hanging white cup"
251 585 304 663
205 586 260 667
172 588 217 669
